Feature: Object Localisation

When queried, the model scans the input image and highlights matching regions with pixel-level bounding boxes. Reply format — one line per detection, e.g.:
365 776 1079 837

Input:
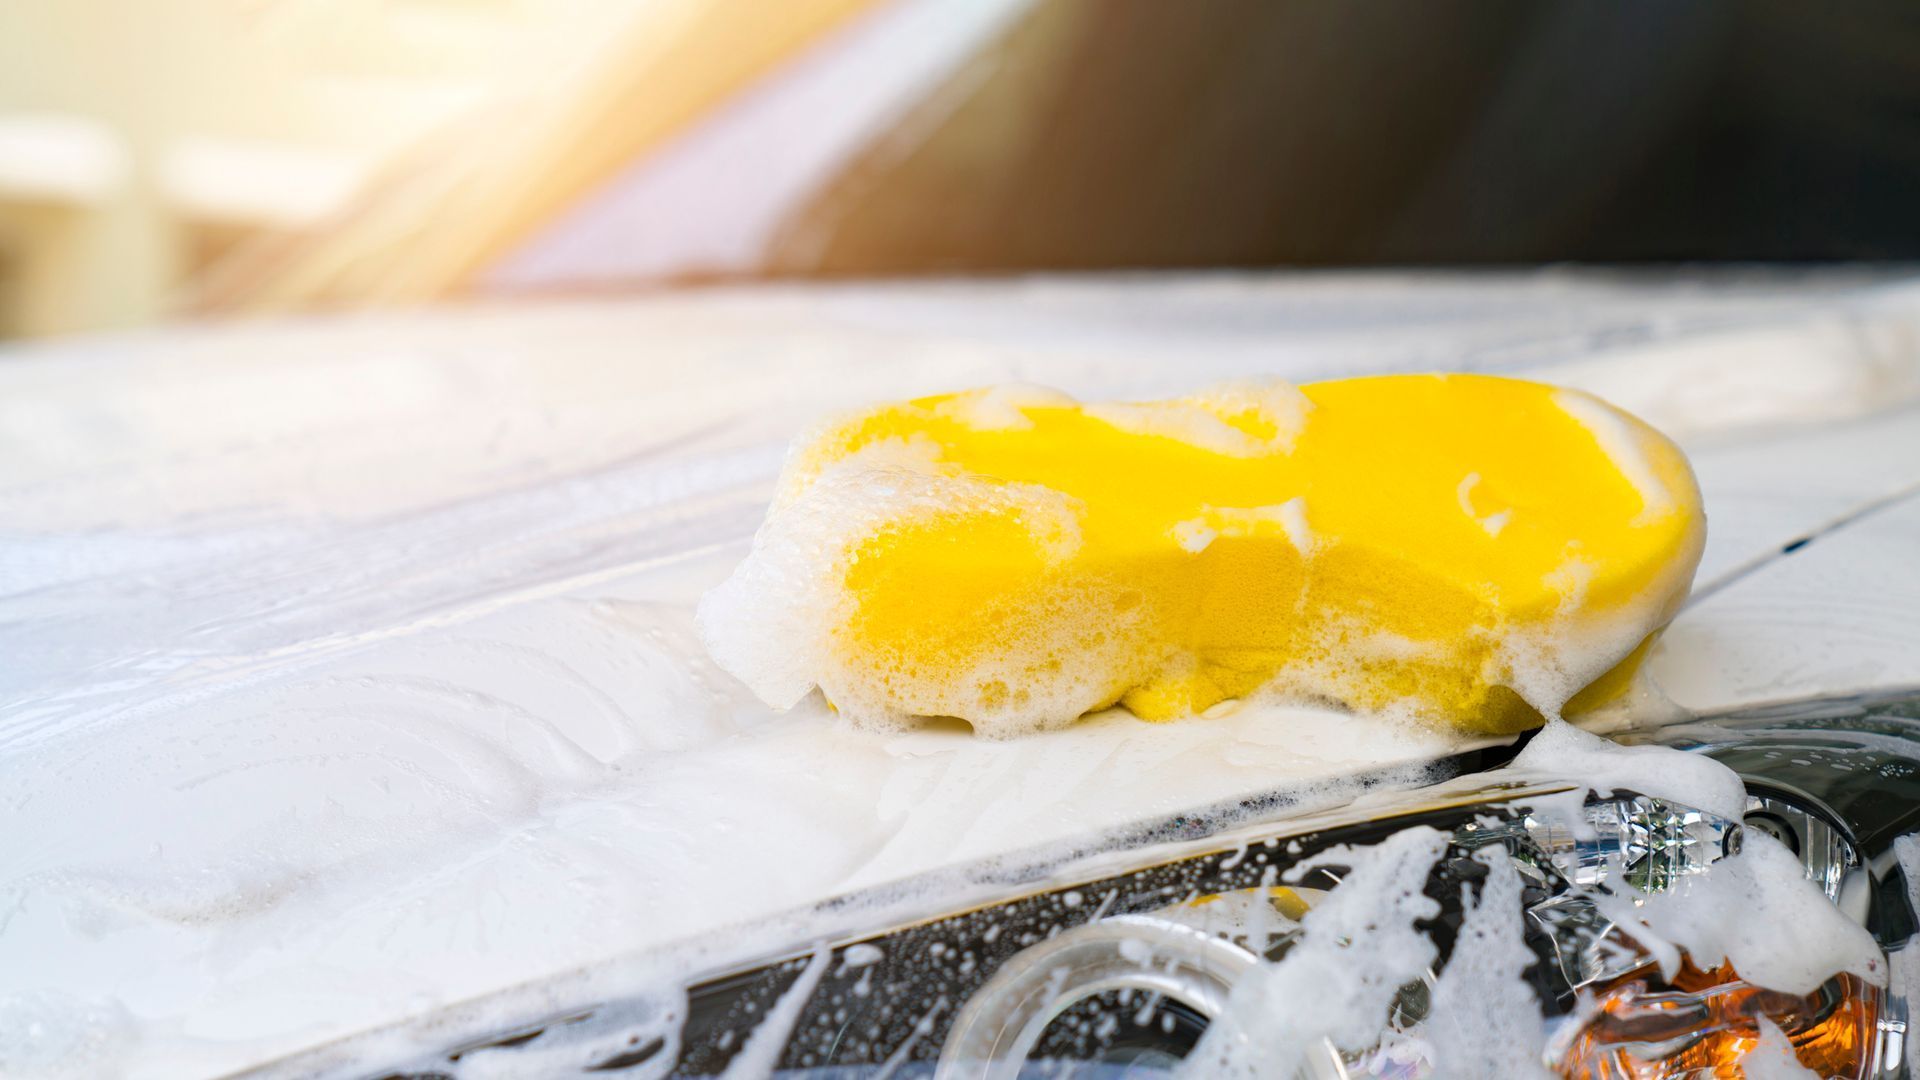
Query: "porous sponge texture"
699 375 1705 737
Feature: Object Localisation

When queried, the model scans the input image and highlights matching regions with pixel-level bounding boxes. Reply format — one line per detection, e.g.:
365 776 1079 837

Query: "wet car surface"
3 272 1918 1078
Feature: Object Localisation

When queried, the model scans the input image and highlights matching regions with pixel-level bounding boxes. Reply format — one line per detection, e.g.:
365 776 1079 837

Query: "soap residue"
700 455 1094 728
1181 727 1885 1078
718 945 831 1079
1598 830 1884 993
1509 717 1748 821
1420 849 1550 1080
1083 378 1315 457
1176 827 1449 1078
930 383 1076 431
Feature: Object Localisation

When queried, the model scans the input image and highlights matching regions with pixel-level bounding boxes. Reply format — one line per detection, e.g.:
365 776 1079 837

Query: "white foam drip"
1897 834 1920 1076
1605 831 1886 994
1745 1016 1820 1079
1177 827 1449 1078
719 944 831 1079
454 993 685 1080
1420 849 1550 1080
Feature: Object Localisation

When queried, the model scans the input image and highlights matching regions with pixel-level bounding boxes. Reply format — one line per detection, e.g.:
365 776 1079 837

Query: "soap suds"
1085 379 1313 457
1604 831 1885 994
700 453 1091 732
1420 849 1550 1080
1454 472 1511 537
0 992 136 1080
1167 500 1314 556
1555 389 1677 526
1745 1016 1820 1080
1176 724 1889 1077
1178 827 1448 1078
931 383 1076 431
1510 718 1748 822
719 945 831 1079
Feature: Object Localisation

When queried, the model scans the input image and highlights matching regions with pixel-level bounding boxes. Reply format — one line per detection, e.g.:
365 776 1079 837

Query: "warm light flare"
1559 958 1879 1079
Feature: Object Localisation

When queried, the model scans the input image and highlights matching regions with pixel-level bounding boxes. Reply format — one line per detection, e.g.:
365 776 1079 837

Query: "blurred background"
4 0 1919 340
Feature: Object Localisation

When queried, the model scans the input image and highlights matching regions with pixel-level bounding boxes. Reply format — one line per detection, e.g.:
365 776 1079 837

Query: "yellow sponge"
700 375 1704 736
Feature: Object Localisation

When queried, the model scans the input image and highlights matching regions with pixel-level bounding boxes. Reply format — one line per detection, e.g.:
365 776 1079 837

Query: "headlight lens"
1556 962 1880 1080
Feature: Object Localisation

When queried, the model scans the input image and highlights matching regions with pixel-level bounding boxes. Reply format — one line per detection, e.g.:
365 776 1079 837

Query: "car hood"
3 271 1919 1079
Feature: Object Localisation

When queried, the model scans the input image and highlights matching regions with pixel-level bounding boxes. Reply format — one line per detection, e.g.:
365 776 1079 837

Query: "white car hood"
2 272 1918 1078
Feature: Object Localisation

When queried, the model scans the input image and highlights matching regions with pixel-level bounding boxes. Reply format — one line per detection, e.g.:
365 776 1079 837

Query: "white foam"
1897 834 1920 1077
1084 378 1313 457
1178 827 1448 1078
1277 496 1315 555
931 383 1076 430
719 945 831 1079
0 992 137 1080
1554 389 1677 526
1420 849 1550 1080
1509 718 1748 821
699 450 1095 734
1744 1016 1820 1080
1166 500 1314 556
1169 518 1216 553
1454 472 1511 537
1605 831 1885 994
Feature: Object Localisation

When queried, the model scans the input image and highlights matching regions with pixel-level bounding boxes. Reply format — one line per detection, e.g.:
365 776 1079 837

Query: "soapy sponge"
699 375 1705 737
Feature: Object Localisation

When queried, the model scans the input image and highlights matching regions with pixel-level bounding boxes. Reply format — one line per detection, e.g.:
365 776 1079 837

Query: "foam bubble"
1605 831 1885 994
699 448 1100 735
1084 378 1313 457
931 383 1077 431
1180 742 1882 1076
1510 717 1748 821
0 992 136 1080
1167 500 1314 556
1745 1017 1821 1080
1178 827 1449 1078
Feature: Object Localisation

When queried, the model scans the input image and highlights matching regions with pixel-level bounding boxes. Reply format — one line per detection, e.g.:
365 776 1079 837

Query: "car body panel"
3 271 1918 1077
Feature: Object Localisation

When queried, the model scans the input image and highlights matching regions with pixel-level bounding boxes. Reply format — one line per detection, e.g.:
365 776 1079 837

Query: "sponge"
699 375 1705 737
